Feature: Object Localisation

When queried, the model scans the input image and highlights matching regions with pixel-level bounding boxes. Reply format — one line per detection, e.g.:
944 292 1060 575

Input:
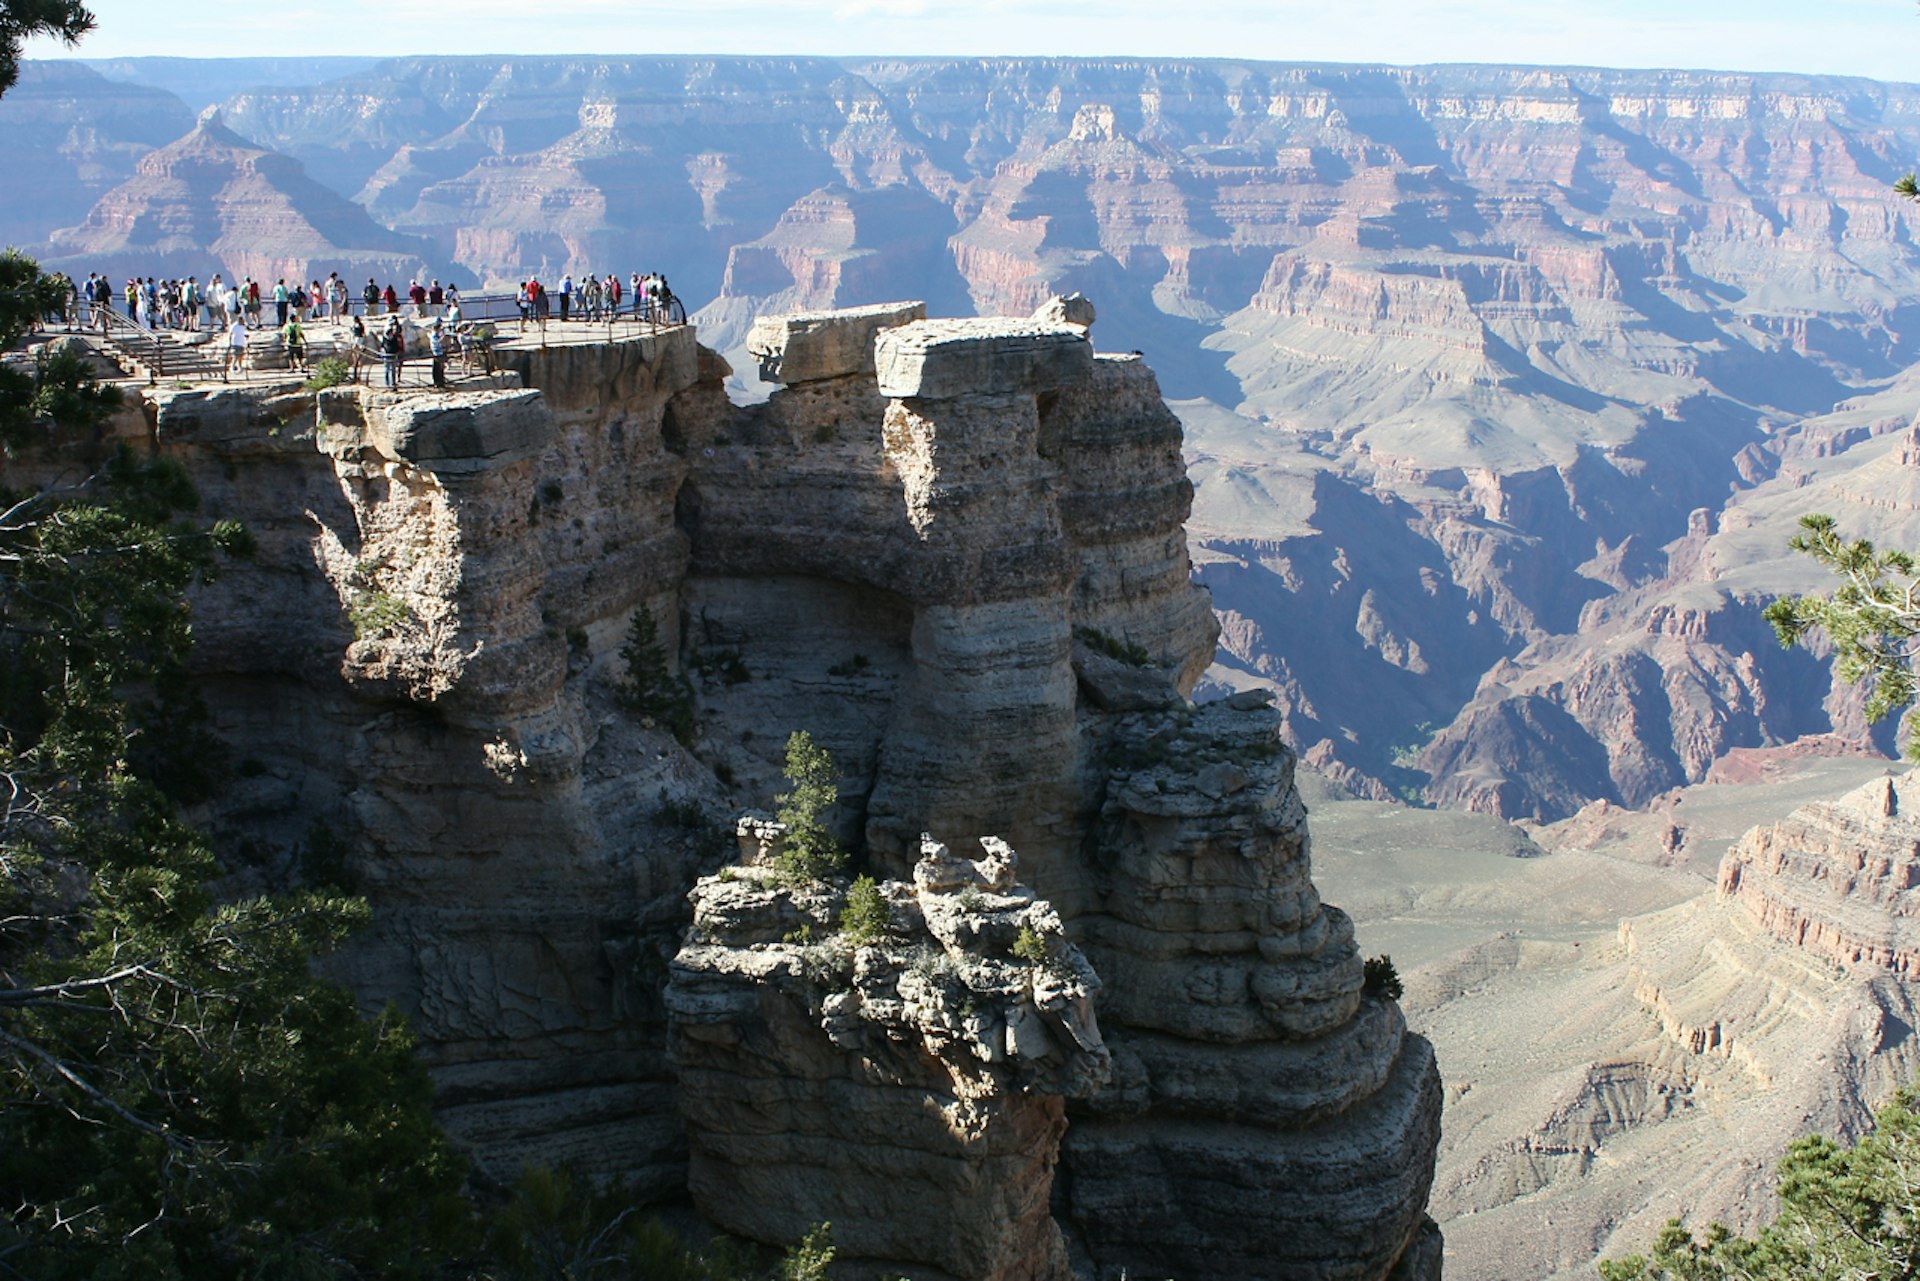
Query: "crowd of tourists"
32 266 685 389
41 269 684 336
511 271 679 328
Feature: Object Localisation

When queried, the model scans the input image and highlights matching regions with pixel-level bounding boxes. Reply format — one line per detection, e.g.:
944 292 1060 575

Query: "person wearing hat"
429 316 448 388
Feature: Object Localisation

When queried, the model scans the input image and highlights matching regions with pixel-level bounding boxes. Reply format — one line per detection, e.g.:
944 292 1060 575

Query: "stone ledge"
875 318 1093 400
746 300 925 384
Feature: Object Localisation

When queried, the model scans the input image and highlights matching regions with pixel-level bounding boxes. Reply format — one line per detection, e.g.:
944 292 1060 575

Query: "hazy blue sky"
23 0 1920 82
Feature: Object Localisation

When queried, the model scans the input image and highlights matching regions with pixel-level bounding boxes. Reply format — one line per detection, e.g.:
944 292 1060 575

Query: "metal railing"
444 292 688 331
95 307 225 383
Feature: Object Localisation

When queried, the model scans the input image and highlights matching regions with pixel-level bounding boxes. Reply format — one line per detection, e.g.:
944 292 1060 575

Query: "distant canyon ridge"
11 54 1920 816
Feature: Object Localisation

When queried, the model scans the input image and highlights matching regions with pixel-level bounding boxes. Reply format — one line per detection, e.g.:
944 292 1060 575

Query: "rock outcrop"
1064 696 1442 1281
18 300 1436 1277
1720 771 1920 976
668 832 1106 1281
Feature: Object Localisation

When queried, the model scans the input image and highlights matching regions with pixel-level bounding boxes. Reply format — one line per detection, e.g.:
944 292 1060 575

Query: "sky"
21 0 1920 82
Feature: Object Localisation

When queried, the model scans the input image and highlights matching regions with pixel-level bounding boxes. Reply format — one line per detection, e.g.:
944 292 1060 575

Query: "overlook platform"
63 307 694 395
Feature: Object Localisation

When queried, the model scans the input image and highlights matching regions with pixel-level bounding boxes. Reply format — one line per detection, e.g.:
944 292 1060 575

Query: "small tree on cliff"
1764 513 1920 757
775 731 845 882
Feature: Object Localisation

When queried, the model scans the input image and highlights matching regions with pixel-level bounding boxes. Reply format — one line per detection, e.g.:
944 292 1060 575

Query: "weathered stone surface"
1063 698 1441 1279
1030 292 1095 330
745 299 924 384
44 301 1437 1278
874 318 1092 400
668 834 1106 1281
363 390 552 473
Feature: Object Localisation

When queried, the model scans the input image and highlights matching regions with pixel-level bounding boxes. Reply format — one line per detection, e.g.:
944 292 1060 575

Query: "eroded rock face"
1065 698 1442 1281
1720 771 1920 975
668 833 1107 1281
50 299 1436 1278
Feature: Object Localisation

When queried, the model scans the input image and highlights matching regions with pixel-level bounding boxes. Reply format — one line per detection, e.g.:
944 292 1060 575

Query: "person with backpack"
283 313 308 372
380 317 404 387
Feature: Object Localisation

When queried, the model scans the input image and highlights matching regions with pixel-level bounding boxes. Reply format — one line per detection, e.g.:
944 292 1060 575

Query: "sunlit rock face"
28 57 1920 812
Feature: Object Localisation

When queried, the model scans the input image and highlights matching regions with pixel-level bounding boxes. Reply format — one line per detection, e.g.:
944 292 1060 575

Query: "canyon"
13 51 1920 1278
10 55 1920 812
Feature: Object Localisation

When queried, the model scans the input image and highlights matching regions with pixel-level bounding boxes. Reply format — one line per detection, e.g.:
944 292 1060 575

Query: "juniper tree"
774 731 845 883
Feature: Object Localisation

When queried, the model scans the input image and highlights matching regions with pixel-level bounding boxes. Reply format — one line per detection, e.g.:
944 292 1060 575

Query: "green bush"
618 606 694 744
1363 955 1403 1002
349 587 412 640
1011 924 1050 965
303 355 351 390
1076 625 1153 667
840 875 888 944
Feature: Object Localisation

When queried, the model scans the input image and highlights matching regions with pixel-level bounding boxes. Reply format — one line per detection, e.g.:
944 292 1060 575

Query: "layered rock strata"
1719 771 1920 976
33 300 1439 1277
136 324 727 1188
668 832 1107 1281
1064 695 1443 1281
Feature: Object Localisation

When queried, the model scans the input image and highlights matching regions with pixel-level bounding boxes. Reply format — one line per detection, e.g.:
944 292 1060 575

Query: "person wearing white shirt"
224 317 249 381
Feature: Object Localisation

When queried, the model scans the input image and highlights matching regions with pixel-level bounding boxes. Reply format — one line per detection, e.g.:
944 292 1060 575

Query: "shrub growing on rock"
618 606 693 743
840 874 888 944
1363 954 1403 1001
774 731 845 882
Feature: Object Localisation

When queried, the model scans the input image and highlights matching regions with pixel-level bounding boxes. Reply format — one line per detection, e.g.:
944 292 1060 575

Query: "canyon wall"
19 57 1920 812
28 305 1441 1277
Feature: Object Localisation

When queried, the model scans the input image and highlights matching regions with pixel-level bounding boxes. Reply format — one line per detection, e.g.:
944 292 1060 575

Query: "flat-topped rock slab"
746 301 925 384
875 318 1093 400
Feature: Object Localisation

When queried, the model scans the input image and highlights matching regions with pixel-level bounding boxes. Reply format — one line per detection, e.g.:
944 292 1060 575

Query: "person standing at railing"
429 317 448 388
381 317 404 388
428 280 443 318
384 283 399 316
346 313 368 382
364 278 379 319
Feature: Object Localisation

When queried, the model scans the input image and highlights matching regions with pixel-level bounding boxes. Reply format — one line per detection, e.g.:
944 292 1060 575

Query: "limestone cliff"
33 301 1438 1277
